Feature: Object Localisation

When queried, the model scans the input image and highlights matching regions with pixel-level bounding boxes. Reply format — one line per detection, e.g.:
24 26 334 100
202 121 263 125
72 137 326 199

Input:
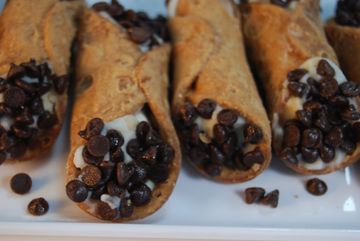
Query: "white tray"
1 0 360 240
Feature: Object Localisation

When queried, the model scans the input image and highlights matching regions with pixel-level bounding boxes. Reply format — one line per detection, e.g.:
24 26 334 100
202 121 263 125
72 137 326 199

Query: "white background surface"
1 0 359 240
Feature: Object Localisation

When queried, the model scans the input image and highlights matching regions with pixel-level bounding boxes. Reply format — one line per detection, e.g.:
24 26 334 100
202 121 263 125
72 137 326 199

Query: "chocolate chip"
7 64 25 80
341 108 360 121
111 146 124 163
14 79 36 94
260 189 279 208
80 118 104 139
177 102 197 126
116 162 134 186
340 81 360 97
136 121 150 143
120 198 134 218
221 132 237 159
30 98 44 115
37 111 57 130
243 148 264 168
188 146 209 164
4 87 26 108
340 140 356 154
317 59 335 77
301 147 319 163
209 144 225 164
217 109 238 127
145 129 162 146
126 139 142 159
66 180 88 203
52 75 68 94
158 143 175 164
302 128 322 148
288 81 308 97
82 146 103 166
106 180 125 197
319 145 335 163
129 161 148 183
197 99 216 119
306 178 327 196
80 165 102 187
307 77 320 95
87 135 110 157
148 163 169 183
319 77 338 98
244 124 263 144
140 146 158 165
279 147 298 164
296 110 312 127
287 68 308 82
128 27 152 44
283 123 301 147
10 173 32 194
90 185 106 200
99 161 114 183
329 95 349 109
245 187 265 204
303 101 323 113
204 163 222 176
28 198 49 216
97 201 118 220
325 127 343 148
130 183 152 206
213 124 229 145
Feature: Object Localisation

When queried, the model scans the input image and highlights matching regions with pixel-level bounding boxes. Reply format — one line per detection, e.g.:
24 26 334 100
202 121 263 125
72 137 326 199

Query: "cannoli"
0 0 83 163
241 0 360 174
169 0 272 183
326 0 360 85
65 1 180 222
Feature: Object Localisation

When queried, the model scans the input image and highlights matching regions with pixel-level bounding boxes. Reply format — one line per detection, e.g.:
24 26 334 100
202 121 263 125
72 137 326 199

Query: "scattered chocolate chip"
260 189 279 208
28 198 49 216
306 178 327 196
10 173 32 194
120 198 134 218
217 109 238 127
97 201 118 220
242 148 264 168
66 180 88 203
136 121 150 142
244 124 263 144
37 111 58 130
288 81 308 97
287 68 308 82
4 87 26 108
80 165 102 187
340 81 360 97
87 135 110 157
197 99 216 119
130 183 152 206
213 124 229 145
317 59 335 77
245 187 265 204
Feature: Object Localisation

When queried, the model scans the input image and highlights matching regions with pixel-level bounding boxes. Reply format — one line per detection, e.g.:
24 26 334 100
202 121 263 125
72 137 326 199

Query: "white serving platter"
1 0 360 240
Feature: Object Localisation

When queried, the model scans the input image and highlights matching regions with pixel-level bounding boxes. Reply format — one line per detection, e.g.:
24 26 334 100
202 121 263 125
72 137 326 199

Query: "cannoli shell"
326 20 360 85
0 0 83 161
241 0 360 174
170 0 272 183
66 9 180 222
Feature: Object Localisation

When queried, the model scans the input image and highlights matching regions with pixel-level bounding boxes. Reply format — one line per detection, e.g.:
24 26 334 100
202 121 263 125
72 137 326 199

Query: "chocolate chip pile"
280 59 360 165
0 59 67 163
175 99 264 177
66 118 175 220
336 0 360 27
92 0 169 48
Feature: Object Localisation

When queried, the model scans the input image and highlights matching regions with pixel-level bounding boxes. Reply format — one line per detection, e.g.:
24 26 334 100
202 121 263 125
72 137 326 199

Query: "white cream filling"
100 194 121 210
276 57 355 170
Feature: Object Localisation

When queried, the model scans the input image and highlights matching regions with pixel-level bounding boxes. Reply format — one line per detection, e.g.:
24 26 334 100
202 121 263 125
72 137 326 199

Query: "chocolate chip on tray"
10 173 32 194
260 189 279 208
245 187 265 204
66 180 88 203
28 197 49 216
306 178 327 196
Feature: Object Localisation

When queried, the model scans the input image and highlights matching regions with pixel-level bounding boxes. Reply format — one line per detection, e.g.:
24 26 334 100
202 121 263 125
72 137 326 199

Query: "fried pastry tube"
0 0 83 163
65 2 180 222
169 0 272 183
326 0 360 85
242 0 360 175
